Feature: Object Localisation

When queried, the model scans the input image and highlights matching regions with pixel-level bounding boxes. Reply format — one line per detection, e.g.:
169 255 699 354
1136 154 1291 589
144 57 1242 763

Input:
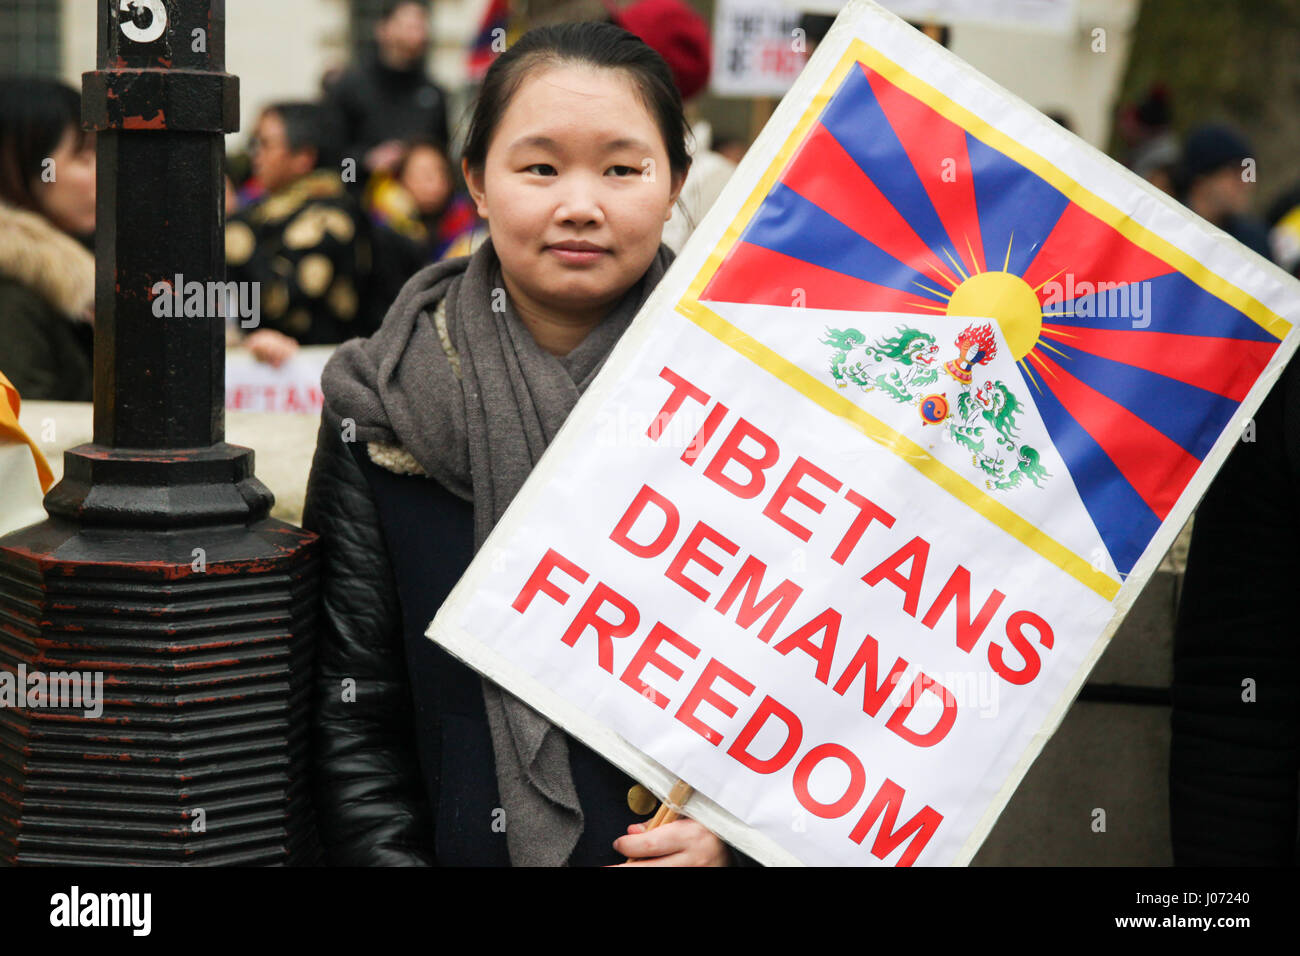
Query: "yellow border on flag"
675 40 1294 600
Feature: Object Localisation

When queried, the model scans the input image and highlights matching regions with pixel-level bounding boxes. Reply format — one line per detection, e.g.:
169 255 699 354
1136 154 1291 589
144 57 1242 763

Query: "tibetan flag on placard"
685 19 1291 591
426 0 1300 867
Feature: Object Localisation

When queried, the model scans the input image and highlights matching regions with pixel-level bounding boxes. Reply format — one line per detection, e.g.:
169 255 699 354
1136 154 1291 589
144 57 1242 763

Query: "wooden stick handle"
622 779 695 862
644 779 694 831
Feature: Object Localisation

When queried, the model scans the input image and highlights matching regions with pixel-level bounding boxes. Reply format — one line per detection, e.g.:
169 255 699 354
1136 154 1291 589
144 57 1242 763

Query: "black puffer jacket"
302 412 433 864
323 49 450 166
302 407 659 866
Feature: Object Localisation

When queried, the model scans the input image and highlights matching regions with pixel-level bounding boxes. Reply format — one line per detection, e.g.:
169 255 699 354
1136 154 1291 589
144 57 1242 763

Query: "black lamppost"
0 0 319 865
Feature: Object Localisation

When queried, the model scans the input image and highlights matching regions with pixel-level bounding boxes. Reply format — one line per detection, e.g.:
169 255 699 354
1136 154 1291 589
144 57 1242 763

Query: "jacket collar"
0 201 94 321
250 169 347 226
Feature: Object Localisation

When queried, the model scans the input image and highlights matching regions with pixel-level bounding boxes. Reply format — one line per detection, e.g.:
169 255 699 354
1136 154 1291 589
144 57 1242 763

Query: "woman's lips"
547 242 608 265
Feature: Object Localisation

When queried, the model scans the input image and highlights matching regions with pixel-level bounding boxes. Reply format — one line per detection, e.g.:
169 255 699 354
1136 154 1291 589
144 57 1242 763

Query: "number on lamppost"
119 0 168 44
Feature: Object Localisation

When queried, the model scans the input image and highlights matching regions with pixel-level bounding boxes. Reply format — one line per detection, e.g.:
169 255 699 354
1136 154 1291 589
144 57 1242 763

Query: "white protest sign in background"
224 347 331 414
712 0 806 97
795 0 1078 34
428 0 1300 866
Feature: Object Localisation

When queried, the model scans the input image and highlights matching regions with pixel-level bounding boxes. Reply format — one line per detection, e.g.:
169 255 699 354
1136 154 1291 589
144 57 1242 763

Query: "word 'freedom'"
502 365 1060 863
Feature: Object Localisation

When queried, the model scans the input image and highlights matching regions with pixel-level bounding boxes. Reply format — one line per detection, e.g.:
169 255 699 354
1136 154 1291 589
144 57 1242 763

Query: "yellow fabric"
0 371 54 492
363 172 427 242
438 227 490 262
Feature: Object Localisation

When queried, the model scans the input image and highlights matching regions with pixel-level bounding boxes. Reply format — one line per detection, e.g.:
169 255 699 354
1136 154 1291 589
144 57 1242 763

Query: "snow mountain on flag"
688 50 1287 582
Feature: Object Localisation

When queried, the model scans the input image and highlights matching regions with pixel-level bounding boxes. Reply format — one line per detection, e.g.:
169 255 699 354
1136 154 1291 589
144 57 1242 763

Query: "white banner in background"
224 348 331 414
797 0 1078 34
712 0 806 97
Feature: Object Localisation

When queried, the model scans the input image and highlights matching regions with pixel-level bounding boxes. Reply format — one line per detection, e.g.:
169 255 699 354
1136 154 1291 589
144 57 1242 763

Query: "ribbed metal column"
0 0 320 865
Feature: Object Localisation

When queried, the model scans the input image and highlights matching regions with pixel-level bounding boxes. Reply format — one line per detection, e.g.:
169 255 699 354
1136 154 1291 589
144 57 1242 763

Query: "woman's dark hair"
0 76 89 212
380 0 428 19
462 21 691 182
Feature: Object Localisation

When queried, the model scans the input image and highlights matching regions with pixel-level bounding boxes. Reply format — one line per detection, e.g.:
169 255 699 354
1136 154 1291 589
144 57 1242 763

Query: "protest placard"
224 347 331 414
427 0 1300 865
712 0 806 97
812 0 1078 34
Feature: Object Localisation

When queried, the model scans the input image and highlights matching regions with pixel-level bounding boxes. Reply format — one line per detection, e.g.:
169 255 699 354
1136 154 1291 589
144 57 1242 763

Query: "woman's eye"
525 163 556 176
607 165 639 177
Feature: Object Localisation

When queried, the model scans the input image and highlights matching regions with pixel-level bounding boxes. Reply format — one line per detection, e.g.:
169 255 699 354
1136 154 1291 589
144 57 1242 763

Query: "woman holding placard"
304 22 737 866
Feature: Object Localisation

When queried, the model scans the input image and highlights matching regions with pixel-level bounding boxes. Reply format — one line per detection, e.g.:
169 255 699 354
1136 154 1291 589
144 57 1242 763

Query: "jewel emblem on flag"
820 321 1051 495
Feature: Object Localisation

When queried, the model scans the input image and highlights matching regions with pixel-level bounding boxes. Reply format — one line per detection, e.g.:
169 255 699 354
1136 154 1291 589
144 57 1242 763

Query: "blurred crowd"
0 0 741 392
221 0 738 369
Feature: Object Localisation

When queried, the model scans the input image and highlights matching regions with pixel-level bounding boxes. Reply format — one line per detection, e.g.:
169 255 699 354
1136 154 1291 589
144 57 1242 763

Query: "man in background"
227 103 383 365
1176 124 1272 261
324 0 450 180
1169 133 1298 867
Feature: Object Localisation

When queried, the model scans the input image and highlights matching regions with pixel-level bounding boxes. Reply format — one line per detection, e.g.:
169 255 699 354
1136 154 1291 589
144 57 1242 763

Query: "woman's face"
401 145 452 216
35 126 96 238
465 64 685 322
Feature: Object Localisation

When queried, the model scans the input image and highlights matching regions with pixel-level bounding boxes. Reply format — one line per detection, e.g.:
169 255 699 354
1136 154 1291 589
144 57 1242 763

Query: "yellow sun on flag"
908 237 1070 382
947 271 1042 359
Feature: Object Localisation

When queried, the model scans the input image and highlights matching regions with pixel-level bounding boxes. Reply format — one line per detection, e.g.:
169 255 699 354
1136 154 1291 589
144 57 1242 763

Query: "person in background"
363 138 481 269
227 102 385 367
1132 135 1180 197
324 0 450 182
225 150 259 212
1170 352 1300 866
1119 83 1178 190
1175 124 1272 261
0 77 95 402
1265 183 1300 279
1168 143 1298 866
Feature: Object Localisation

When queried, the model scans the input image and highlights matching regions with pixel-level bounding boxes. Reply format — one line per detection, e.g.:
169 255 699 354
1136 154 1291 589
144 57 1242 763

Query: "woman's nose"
554 172 605 225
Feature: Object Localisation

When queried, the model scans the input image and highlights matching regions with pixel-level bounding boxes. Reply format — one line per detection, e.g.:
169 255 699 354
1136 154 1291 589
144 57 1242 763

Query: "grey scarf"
321 237 672 865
